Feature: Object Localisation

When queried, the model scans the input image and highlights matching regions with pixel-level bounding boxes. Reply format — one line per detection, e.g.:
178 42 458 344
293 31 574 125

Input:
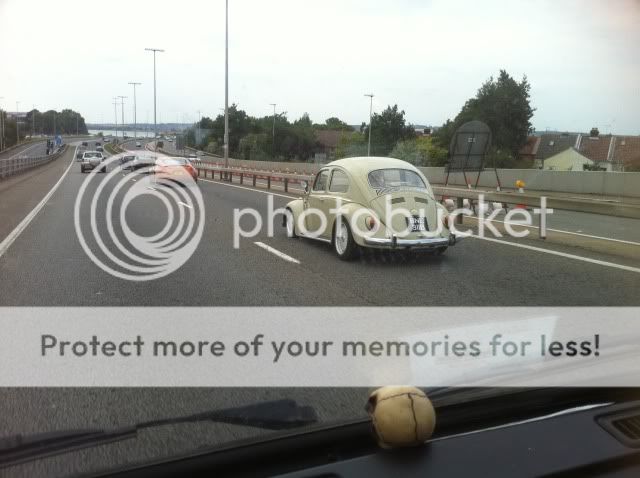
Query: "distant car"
284 157 458 260
152 157 198 185
136 141 141 148
168 138 173 143
80 151 106 173
96 146 104 152
95 141 101 146
121 154 156 172
104 138 111 143
76 151 84 161
81 141 88 147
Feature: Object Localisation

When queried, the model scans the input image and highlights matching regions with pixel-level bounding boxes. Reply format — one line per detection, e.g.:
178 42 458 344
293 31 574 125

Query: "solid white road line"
0 145 77 259
254 242 301 264
199 178 297 199
469 234 640 274
178 201 192 208
470 216 640 246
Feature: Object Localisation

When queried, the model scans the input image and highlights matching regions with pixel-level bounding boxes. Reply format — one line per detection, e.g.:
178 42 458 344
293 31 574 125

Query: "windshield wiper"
0 399 317 468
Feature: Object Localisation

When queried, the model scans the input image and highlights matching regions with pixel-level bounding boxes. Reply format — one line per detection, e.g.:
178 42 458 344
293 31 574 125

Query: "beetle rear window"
368 169 425 189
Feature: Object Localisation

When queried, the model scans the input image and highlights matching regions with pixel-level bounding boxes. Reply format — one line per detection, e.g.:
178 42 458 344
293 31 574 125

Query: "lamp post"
0 96 4 151
113 97 119 140
128 82 141 139
15 101 20 144
118 96 127 139
145 48 164 140
223 0 229 176
364 93 374 156
269 103 276 159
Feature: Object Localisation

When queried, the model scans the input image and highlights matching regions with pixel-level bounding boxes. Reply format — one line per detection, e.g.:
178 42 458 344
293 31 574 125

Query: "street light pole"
75 112 78 136
364 93 374 156
145 48 164 141
128 82 141 139
33 105 36 137
15 101 20 144
269 103 276 159
118 96 127 139
223 0 229 175
0 96 4 151
113 97 119 140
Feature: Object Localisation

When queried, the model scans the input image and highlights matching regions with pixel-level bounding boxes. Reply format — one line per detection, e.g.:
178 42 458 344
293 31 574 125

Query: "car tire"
80 166 85 173
101 167 107 173
434 246 447 255
285 209 298 238
333 219 357 261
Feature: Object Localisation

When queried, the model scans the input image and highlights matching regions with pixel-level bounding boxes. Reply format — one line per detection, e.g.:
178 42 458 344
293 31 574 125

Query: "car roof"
325 156 420 176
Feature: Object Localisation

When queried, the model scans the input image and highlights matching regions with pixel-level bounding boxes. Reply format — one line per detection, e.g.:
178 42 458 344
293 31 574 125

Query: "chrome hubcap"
335 222 349 254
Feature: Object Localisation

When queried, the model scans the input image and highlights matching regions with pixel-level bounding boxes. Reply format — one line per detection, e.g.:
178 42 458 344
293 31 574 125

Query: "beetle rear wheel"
333 219 357 261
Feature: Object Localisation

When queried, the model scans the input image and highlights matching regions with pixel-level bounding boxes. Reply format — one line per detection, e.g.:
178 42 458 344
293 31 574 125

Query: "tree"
361 105 416 156
315 117 352 131
389 140 423 165
239 133 269 160
336 131 367 158
389 136 449 166
434 70 534 159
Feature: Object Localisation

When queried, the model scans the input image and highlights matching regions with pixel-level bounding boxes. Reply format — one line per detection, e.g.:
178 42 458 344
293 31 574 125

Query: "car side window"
313 170 329 192
329 169 349 193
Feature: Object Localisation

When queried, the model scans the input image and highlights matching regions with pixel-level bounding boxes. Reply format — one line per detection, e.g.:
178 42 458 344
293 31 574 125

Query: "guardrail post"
284 178 288 192
252 175 256 187
538 197 547 240
456 197 464 225
219 170 223 181
267 176 271 189
240 173 243 185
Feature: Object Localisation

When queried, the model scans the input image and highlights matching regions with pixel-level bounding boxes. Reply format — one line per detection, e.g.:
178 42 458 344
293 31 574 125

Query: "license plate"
407 216 427 232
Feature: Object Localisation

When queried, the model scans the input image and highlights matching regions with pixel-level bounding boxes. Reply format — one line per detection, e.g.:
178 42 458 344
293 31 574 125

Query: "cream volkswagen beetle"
283 157 459 260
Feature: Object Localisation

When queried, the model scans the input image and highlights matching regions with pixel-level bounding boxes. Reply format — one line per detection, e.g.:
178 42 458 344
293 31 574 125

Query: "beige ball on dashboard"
366 386 436 449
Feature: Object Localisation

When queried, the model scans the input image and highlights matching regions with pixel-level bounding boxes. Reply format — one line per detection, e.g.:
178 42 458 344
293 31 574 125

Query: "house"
314 130 346 159
518 135 541 163
530 129 638 171
543 147 595 171
613 136 640 171
535 133 579 166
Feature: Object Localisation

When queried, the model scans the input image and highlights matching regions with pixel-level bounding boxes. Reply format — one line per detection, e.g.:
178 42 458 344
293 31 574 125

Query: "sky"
0 0 638 134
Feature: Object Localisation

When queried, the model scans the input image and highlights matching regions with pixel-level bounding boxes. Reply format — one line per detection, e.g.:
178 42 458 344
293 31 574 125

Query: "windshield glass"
0 0 638 476
368 169 426 189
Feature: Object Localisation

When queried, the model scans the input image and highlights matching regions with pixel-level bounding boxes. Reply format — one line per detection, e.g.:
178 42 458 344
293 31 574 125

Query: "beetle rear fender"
328 202 375 247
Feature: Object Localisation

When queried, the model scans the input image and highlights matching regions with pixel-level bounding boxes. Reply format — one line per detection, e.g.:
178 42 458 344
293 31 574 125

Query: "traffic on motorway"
1 1 640 478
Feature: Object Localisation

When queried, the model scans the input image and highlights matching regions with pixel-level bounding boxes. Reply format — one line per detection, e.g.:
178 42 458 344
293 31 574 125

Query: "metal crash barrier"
0 144 69 179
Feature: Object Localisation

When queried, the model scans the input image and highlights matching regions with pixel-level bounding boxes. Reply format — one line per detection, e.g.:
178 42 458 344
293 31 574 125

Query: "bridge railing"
0 145 68 179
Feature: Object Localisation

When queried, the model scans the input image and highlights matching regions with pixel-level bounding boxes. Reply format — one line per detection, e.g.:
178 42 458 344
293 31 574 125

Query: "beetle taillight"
365 216 377 230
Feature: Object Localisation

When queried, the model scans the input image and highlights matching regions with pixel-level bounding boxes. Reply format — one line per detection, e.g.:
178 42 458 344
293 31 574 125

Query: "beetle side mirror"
301 180 309 193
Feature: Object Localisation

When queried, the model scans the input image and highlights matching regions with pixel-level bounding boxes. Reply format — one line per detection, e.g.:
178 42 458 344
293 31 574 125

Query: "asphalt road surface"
0 140 48 160
0 142 639 477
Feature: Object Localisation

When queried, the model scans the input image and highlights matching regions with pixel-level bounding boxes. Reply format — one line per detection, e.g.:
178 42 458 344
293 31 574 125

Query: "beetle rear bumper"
363 234 458 249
